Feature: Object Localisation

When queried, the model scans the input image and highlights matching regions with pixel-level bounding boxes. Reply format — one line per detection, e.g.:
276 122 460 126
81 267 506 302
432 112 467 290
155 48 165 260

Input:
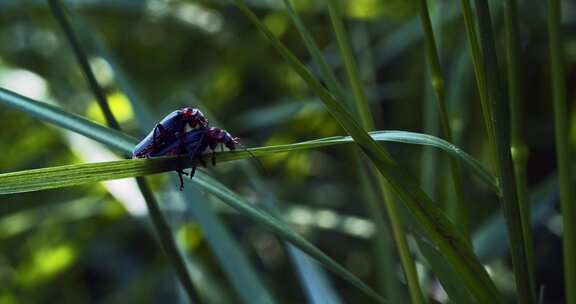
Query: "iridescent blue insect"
132 107 209 158
136 126 240 189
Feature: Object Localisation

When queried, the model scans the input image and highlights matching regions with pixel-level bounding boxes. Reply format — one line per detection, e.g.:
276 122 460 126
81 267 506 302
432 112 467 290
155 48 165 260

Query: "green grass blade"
209 1 503 302
280 0 347 103
281 2 399 300
504 0 536 294
417 238 476 303
0 84 502 302
326 0 373 127
0 130 496 195
459 0 496 162
0 88 497 191
326 2 424 303
46 1 202 301
47 0 120 130
191 173 386 303
547 1 576 303
71 17 276 302
419 0 468 239
473 0 535 302
194 101 340 303
0 88 133 153
0 88 383 302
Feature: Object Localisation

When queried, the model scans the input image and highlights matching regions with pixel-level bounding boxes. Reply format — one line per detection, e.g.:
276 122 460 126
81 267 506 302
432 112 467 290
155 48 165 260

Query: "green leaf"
0 87 383 302
192 172 385 303
0 85 497 302
0 88 133 154
229 1 501 302
0 130 495 195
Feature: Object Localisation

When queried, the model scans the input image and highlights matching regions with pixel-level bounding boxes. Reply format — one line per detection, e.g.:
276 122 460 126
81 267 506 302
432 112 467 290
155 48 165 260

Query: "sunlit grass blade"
194 101 342 303
0 88 133 153
473 1 535 302
70 17 276 302
47 1 203 301
47 0 120 130
547 1 576 302
282 0 413 300
0 88 382 301
325 1 423 303
0 169 386 302
0 84 498 302
0 86 497 191
196 1 504 302
0 130 495 195
192 173 385 303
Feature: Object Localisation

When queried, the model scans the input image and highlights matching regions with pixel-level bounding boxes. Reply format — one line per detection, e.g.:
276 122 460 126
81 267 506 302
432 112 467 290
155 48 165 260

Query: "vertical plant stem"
504 0 536 294
280 0 347 104
473 0 535 302
46 0 119 130
46 1 202 303
460 0 497 165
418 0 469 240
327 2 425 303
547 1 576 303
281 0 406 300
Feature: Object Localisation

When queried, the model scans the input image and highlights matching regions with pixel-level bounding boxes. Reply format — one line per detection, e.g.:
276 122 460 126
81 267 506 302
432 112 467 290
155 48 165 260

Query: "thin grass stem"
46 1 203 302
547 1 576 303
504 0 536 294
419 0 469 240
460 0 496 167
281 0 413 300
327 2 425 303
473 0 535 302
46 0 119 130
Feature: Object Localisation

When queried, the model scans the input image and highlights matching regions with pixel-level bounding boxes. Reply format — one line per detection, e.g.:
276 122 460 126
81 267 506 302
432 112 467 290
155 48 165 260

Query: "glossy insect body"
137 127 239 189
149 127 238 159
132 107 209 158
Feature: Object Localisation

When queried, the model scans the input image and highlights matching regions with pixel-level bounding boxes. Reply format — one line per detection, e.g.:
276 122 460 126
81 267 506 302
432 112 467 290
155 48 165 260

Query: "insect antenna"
235 140 268 176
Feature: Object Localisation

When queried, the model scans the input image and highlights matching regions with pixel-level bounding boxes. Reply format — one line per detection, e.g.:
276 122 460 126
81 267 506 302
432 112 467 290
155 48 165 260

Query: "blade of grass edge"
72 17 277 303
459 0 496 164
192 173 385 303
472 1 535 302
0 92 384 302
0 88 497 191
46 1 202 302
230 1 501 302
503 0 536 295
0 87 503 301
326 2 424 303
0 130 497 195
195 102 342 303
280 2 402 301
547 1 576 303
419 0 469 240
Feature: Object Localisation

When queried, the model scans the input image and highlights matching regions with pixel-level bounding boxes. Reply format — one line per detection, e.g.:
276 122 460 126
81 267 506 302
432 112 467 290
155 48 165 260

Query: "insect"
132 107 209 158
137 127 240 190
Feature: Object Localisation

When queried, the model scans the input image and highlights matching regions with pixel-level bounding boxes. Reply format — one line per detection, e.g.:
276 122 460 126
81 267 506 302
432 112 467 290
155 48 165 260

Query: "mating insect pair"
132 107 240 189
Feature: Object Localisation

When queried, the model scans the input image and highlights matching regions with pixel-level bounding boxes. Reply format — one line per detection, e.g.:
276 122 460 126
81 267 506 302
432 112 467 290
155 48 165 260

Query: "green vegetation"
0 1 574 303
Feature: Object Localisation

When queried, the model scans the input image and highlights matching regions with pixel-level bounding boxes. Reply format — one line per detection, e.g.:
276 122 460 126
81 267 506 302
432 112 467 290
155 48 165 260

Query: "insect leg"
185 133 207 179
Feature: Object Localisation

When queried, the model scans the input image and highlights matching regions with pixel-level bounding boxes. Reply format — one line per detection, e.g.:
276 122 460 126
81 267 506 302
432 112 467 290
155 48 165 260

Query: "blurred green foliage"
0 0 575 303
